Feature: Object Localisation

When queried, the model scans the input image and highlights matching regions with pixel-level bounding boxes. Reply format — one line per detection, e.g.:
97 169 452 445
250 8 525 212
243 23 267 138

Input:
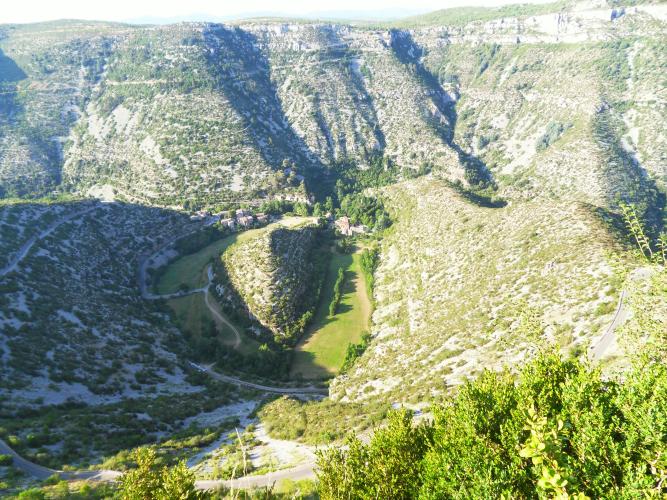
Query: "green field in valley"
156 216 314 295
158 216 316 356
167 292 260 356
291 250 372 380
157 237 236 295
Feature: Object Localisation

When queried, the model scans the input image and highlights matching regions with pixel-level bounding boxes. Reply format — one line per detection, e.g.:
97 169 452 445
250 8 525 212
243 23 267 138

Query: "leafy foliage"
359 247 379 299
329 267 345 317
317 409 432 499
118 448 203 500
318 351 667 498
337 193 391 231
340 332 371 373
620 202 666 266
535 122 571 152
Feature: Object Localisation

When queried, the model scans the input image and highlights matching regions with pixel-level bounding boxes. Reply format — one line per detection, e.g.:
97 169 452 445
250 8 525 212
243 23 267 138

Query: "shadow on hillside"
1 198 308 387
0 48 70 198
290 349 334 381
200 25 326 190
289 250 364 381
593 106 666 235
323 27 387 157
0 49 27 196
389 30 495 189
0 49 27 84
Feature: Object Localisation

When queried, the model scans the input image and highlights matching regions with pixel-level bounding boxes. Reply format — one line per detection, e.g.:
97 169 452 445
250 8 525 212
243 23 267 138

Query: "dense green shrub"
340 332 371 373
329 268 345 317
536 121 571 152
317 350 667 499
359 247 380 299
118 448 202 499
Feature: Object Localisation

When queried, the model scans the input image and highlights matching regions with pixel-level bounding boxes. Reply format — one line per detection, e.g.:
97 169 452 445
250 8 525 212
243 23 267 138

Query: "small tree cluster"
329 268 345 317
317 350 667 499
118 448 203 500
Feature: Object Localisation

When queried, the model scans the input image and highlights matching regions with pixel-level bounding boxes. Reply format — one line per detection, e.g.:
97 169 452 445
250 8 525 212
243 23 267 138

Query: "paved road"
0 438 121 482
196 462 315 491
190 362 328 395
590 290 627 361
1 435 312 489
144 286 208 301
590 266 654 361
0 204 98 279
145 258 328 396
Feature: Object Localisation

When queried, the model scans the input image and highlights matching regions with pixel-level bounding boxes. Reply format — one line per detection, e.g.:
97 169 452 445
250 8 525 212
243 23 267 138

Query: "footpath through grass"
291 249 371 380
157 237 237 295
167 294 260 356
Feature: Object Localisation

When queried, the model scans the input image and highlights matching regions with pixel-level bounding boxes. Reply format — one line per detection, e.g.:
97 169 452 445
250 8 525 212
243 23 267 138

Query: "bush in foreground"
118 448 202 500
317 351 667 499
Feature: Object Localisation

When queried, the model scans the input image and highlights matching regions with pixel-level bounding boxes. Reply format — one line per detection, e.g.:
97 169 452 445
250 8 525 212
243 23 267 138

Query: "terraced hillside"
330 176 629 404
221 223 326 342
0 2 662 212
0 200 206 407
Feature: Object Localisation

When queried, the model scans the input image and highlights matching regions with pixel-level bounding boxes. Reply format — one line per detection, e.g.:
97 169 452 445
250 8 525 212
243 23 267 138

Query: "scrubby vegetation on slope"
222 224 328 343
258 396 388 445
331 176 626 403
0 201 204 403
318 349 667 499
0 376 248 470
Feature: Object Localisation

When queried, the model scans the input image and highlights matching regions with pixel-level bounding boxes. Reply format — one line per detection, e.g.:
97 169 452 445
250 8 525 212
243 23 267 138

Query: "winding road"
190 361 328 395
589 266 654 361
141 241 328 395
590 290 627 361
0 436 313 490
0 204 99 279
1 214 323 489
0 438 121 482
198 462 316 491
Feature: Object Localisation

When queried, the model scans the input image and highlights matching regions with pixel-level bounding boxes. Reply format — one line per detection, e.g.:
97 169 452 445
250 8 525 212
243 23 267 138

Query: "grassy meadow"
291 250 372 380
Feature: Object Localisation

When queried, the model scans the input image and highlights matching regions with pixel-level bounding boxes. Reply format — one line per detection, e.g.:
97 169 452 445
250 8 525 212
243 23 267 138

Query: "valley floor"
291 249 372 380
154 215 373 379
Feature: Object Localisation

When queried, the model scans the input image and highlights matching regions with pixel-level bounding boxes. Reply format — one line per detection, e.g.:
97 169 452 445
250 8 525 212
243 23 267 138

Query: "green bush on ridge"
317 350 667 499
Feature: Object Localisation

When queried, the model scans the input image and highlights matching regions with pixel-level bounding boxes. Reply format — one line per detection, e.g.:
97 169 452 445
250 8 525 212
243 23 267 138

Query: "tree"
317 409 432 500
158 461 200 500
317 350 667 499
118 448 203 500
324 196 334 214
119 449 161 499
293 202 310 217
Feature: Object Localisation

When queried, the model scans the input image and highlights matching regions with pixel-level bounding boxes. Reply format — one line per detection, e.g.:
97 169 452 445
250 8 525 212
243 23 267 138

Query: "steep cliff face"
417 36 666 214
0 21 122 198
1 2 663 212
